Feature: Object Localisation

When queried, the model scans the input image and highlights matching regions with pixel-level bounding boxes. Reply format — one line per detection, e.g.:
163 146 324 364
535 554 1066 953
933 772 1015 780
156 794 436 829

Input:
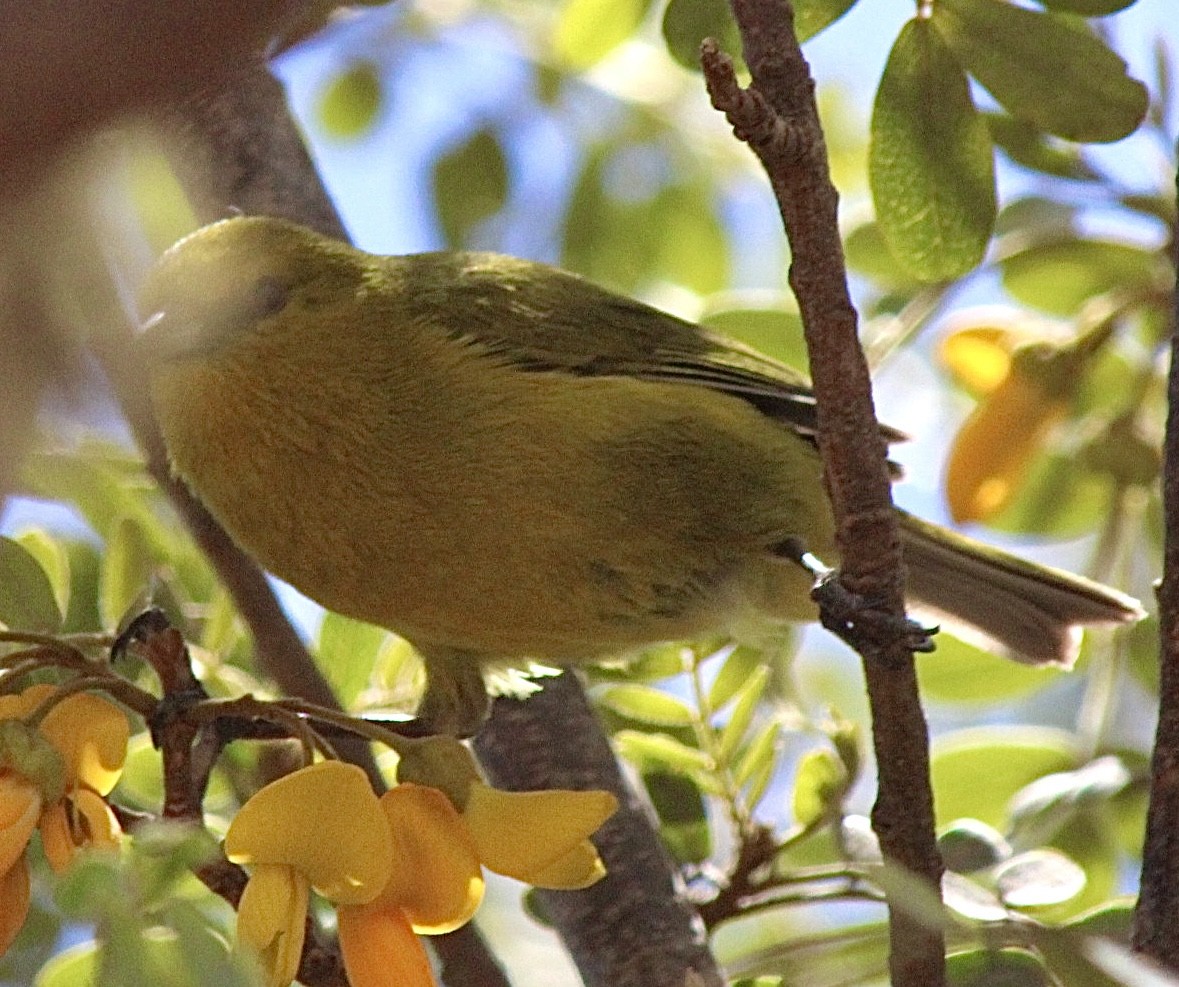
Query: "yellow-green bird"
138 216 1143 734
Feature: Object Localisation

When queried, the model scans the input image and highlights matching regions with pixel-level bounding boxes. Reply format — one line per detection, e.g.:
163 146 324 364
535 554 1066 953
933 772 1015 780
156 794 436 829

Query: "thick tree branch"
701 4 945 985
0 2 296 203
475 675 723 987
1132 150 1179 967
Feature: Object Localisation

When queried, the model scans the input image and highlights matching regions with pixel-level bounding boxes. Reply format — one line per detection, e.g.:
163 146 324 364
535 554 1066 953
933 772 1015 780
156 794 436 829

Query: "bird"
137 215 1144 735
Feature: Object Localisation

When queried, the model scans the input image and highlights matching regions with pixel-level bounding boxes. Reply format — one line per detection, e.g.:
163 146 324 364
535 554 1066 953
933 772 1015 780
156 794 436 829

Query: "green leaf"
986 114 1100 181
793 0 860 42
1064 898 1135 938
735 721 781 801
432 128 509 247
869 18 996 281
934 0 1147 143
15 529 70 619
1000 238 1164 316
792 748 847 827
700 303 809 375
22 443 215 604
946 947 1052 987
553 0 651 69
35 942 98 987
316 612 389 708
1007 756 1131 849
613 729 713 774
707 645 765 711
597 684 695 726
718 665 769 761
1035 0 1136 14
99 517 154 632
916 634 1059 704
644 770 711 863
0 534 62 631
994 849 1086 908
939 819 1011 873
315 61 383 140
983 448 1114 538
931 727 1076 828
843 221 923 289
562 146 728 294
661 0 741 71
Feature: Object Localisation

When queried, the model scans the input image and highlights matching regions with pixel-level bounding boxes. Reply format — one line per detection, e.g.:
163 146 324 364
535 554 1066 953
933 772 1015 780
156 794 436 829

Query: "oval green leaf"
16 529 70 619
932 727 1076 828
99 517 154 632
946 947 1052 987
553 0 651 69
316 61 383 140
433 128 509 247
613 729 713 775
792 748 847 827
0 534 63 631
662 0 741 71
1000 238 1163 316
916 634 1059 704
644 769 711 863
793 0 860 42
317 612 389 708
869 18 996 281
1035 0 1136 14
598 684 696 726
934 0 1147 143
995 849 1086 908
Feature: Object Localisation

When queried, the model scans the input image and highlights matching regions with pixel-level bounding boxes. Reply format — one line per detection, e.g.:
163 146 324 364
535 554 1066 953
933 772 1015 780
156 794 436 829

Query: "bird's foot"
775 536 937 661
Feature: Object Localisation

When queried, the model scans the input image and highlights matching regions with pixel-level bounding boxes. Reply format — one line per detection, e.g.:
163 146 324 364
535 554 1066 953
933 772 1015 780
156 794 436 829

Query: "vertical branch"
475 675 723 987
701 2 944 984
1132 150 1179 966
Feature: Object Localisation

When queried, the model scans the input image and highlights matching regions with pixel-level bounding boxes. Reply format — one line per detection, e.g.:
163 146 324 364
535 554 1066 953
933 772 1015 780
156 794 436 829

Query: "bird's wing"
394 251 905 443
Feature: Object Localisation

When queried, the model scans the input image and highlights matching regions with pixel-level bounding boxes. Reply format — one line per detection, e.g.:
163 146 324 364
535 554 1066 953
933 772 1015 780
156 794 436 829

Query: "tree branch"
1132 147 1179 967
701 4 945 984
475 675 723 987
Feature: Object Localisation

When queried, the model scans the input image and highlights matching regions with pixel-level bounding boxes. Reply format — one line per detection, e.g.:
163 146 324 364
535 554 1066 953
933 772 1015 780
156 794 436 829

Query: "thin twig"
700 4 945 984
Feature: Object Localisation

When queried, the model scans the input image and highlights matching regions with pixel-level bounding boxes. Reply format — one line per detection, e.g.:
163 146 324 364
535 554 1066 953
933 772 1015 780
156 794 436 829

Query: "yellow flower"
464 783 617 889
397 736 619 889
227 742 619 987
940 329 1075 524
0 684 129 955
225 760 394 987
338 784 483 987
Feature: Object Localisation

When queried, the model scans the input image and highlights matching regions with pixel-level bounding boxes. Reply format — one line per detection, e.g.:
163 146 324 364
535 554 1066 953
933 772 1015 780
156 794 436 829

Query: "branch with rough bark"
1132 152 1179 969
700 3 945 985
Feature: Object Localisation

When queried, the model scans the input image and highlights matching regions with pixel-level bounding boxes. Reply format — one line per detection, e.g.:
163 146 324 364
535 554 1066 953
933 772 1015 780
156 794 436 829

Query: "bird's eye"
252 275 290 318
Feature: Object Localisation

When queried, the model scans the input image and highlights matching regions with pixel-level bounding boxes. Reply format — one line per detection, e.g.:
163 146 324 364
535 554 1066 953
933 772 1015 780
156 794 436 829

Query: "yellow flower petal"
237 863 308 987
226 761 392 906
338 899 437 987
376 784 483 934
463 784 617 887
945 361 1069 524
0 857 30 956
526 840 607 890
40 788 121 874
0 776 40 876
0 685 55 721
939 327 1014 397
38 693 129 795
